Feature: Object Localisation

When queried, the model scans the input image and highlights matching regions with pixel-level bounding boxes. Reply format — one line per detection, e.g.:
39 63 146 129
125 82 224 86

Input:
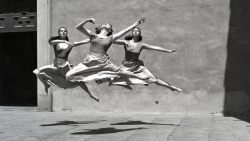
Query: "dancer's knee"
151 76 157 81
148 76 157 83
66 65 84 79
119 70 128 77
65 71 73 80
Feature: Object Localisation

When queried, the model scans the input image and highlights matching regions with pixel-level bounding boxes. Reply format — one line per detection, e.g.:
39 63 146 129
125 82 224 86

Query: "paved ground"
0 108 250 141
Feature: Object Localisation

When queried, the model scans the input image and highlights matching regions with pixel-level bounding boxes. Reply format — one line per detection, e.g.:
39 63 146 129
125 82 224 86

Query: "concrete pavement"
0 109 250 141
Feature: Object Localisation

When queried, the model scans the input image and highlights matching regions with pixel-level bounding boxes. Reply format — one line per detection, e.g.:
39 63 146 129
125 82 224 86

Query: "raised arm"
142 43 177 54
113 39 126 46
112 17 145 41
76 18 96 38
73 38 90 47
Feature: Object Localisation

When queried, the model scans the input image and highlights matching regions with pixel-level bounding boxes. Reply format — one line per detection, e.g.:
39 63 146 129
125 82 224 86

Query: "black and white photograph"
0 0 250 140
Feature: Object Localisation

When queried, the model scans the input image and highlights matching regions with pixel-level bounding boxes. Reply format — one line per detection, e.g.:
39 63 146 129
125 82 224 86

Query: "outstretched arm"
112 17 145 41
50 40 75 47
73 39 90 47
142 43 177 54
76 18 96 38
113 40 126 46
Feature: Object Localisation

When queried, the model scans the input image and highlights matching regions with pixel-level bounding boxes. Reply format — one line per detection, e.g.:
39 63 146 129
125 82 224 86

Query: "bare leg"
33 69 50 93
79 82 99 102
37 74 50 93
123 71 150 80
66 63 104 79
155 79 182 92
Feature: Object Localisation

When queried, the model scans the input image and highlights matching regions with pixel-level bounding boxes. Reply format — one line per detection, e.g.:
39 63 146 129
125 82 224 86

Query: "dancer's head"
95 23 113 36
58 27 68 38
48 27 69 44
125 27 142 41
132 27 141 37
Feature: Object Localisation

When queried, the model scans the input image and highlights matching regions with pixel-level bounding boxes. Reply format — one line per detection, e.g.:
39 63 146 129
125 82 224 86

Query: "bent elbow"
76 25 82 30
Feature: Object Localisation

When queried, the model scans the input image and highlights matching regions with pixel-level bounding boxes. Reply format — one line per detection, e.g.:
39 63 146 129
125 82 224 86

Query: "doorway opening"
0 32 37 106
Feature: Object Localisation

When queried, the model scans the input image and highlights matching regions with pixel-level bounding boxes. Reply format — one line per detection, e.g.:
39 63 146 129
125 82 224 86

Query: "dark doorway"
0 32 37 106
0 0 37 106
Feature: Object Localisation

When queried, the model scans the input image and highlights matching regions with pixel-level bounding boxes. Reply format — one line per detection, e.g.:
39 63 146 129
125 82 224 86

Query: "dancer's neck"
132 37 139 43
98 30 108 38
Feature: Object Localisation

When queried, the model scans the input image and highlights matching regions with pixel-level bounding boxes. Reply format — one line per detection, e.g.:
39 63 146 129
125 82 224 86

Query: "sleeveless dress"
110 40 157 85
33 39 80 88
67 34 119 82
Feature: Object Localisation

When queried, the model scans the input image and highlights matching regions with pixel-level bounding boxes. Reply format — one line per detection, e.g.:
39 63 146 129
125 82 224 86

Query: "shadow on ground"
40 120 106 126
70 127 147 135
110 120 180 126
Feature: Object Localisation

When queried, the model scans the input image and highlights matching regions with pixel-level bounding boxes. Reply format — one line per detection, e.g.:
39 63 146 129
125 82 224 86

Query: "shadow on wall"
224 0 250 116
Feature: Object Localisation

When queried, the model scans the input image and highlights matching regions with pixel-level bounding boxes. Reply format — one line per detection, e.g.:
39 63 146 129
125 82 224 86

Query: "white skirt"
33 58 80 88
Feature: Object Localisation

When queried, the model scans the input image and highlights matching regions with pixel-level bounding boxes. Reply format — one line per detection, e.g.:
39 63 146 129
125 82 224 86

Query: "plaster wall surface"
46 0 244 114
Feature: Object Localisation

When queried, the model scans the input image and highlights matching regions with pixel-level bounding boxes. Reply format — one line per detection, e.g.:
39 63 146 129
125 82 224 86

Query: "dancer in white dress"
33 27 99 101
66 18 149 83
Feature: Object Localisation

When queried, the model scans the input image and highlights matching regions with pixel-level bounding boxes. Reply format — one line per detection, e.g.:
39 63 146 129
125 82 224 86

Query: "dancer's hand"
87 18 96 24
137 17 146 25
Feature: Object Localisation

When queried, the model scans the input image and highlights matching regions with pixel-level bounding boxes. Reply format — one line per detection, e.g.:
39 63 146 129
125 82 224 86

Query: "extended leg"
66 63 105 80
79 83 99 102
155 79 182 92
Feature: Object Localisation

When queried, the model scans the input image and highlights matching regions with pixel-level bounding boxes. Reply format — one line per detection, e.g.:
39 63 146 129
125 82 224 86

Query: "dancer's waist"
125 52 140 61
87 51 108 58
124 57 139 62
54 57 68 62
54 58 70 68
122 58 144 66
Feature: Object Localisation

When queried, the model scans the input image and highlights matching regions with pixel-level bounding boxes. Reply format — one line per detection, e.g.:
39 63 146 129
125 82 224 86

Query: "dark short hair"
125 27 142 41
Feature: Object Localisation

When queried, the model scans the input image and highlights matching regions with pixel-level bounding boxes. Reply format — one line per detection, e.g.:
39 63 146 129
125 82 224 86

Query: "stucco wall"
48 0 231 114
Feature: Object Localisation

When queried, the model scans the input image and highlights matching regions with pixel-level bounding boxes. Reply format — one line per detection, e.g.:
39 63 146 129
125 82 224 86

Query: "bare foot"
90 94 99 102
170 86 182 92
33 69 39 74
95 79 102 85
45 85 50 94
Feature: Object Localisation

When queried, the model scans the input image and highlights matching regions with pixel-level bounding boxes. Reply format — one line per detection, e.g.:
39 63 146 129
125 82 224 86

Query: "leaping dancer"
65 17 149 83
33 27 99 101
96 27 182 92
